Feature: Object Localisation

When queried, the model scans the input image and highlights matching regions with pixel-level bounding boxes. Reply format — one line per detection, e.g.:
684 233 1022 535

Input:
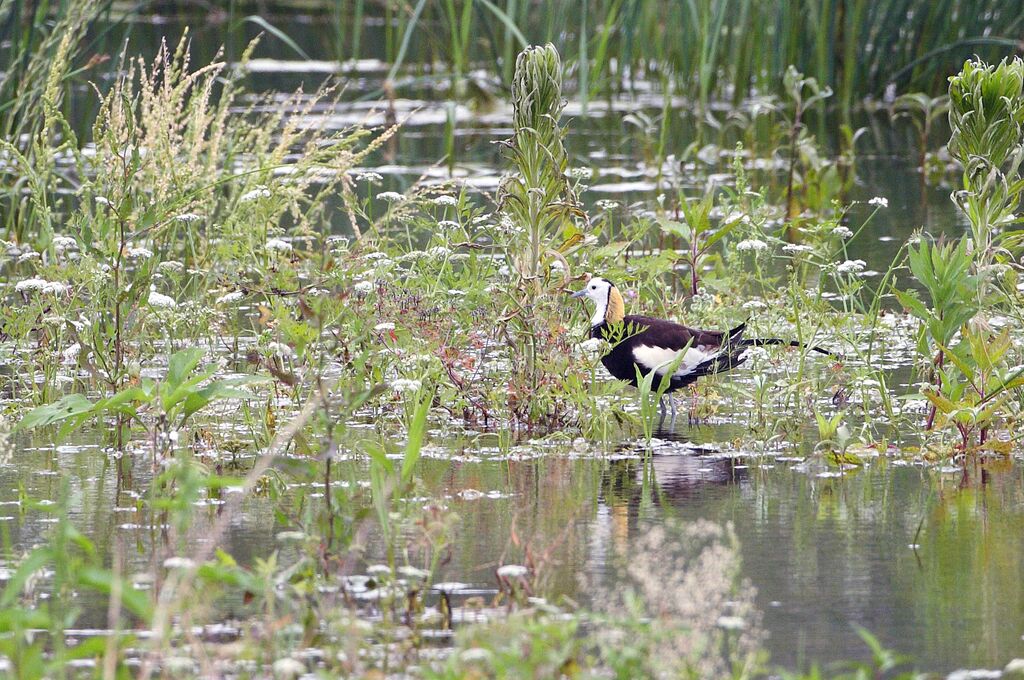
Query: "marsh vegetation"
2 1 1024 677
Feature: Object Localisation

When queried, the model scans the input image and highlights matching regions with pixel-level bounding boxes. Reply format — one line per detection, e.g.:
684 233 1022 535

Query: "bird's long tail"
742 338 838 358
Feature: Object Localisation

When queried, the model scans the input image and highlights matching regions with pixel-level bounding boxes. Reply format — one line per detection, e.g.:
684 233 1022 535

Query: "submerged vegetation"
0 1 1024 677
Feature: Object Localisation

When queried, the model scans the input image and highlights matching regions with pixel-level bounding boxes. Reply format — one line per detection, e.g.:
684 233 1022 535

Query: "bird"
571 276 832 421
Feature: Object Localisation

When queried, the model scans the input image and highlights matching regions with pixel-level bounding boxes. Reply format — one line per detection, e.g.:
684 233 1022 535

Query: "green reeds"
323 0 1022 113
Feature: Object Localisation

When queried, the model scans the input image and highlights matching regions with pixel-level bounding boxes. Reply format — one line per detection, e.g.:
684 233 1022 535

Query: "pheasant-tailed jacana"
571 277 831 420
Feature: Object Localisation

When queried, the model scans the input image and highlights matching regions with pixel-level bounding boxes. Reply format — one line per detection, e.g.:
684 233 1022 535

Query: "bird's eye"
589 284 596 290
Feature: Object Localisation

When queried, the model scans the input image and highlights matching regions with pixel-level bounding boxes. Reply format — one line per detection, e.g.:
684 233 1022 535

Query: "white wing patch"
632 344 718 378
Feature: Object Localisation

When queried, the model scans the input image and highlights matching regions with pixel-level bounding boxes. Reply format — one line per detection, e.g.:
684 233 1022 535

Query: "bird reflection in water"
598 428 749 557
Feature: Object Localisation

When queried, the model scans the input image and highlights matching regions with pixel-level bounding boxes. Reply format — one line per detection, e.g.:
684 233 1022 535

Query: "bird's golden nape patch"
606 286 625 324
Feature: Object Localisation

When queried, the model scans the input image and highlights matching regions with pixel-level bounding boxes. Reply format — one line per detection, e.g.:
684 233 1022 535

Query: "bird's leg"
668 394 677 424
658 396 667 427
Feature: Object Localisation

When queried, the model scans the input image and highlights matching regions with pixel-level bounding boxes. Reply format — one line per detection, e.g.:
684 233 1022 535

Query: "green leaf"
17 394 94 431
180 375 269 421
166 348 206 391
76 567 153 621
401 384 434 486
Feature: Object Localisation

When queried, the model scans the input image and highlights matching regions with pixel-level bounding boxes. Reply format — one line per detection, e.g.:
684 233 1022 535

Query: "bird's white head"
571 276 624 327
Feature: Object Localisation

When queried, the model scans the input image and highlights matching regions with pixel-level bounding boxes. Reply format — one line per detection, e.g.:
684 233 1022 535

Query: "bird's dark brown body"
591 315 748 392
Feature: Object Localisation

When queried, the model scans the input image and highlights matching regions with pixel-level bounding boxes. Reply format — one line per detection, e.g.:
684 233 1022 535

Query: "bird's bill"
570 288 587 299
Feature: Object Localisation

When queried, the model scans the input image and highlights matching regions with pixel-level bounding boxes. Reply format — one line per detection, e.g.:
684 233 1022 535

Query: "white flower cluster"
52 235 77 254
568 167 593 180
15 278 69 296
578 337 607 358
436 220 460 232
148 287 176 308
353 280 374 294
126 246 153 259
216 291 244 304
868 196 889 208
835 259 867 275
240 187 272 202
832 226 853 239
736 238 768 252
374 322 395 332
265 342 294 358
595 199 619 211
265 238 292 253
158 260 185 273
432 195 458 207
782 244 814 253
391 378 422 393
355 171 383 184
174 212 203 223
376 191 404 203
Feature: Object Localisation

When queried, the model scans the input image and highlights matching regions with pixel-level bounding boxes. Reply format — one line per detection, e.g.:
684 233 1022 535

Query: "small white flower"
266 342 294 358
431 195 458 207
61 343 82 364
374 322 395 332
52 236 77 254
436 220 460 232
216 291 244 304
782 244 815 253
736 238 768 252
158 260 185 273
868 196 889 208
174 212 202 223
353 280 374 294
835 259 867 275
568 167 593 180
95 196 113 207
240 187 272 202
15 278 68 296
376 191 404 203
367 564 391 577
147 288 176 309
742 299 767 310
398 565 430 580
717 616 746 631
126 246 153 259
162 557 195 570
497 564 528 579
17 251 40 264
271 657 306 678
595 199 619 211
447 288 466 297
265 238 292 253
391 378 422 393
355 171 383 184
832 226 853 239
459 648 492 663
578 337 607 358
427 246 450 259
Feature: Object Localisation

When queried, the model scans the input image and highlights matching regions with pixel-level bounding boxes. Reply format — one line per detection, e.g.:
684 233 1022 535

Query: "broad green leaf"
166 347 206 391
17 394 94 431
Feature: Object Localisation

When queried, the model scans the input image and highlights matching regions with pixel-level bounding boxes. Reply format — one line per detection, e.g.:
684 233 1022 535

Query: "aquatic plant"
947 58 1024 270
657 188 741 296
498 43 586 288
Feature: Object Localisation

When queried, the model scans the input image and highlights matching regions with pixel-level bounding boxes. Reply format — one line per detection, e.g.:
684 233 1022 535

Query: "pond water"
10 13 1020 676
